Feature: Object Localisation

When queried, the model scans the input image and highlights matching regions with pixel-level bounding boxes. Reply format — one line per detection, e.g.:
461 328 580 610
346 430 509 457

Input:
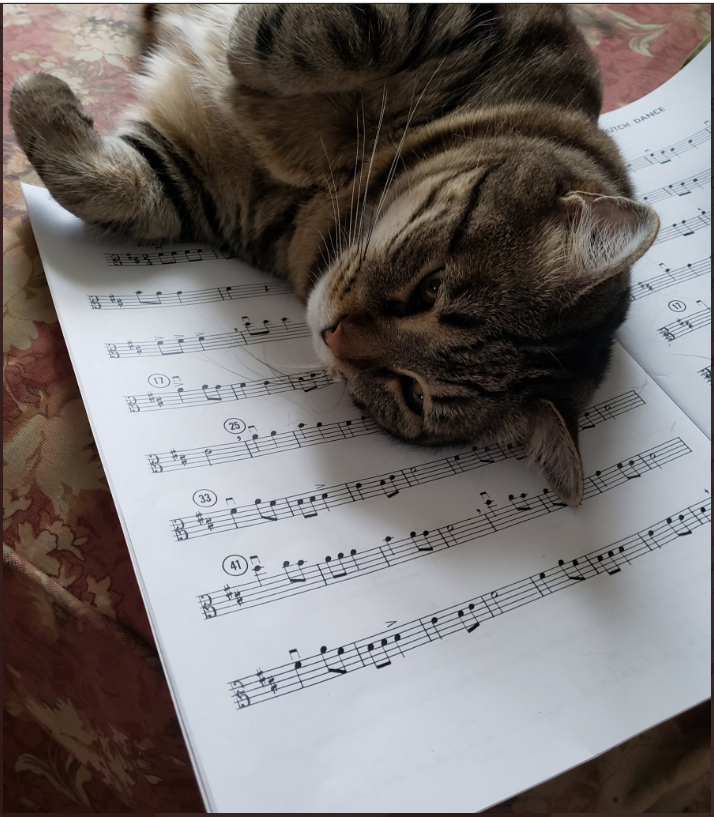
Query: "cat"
10 4 659 505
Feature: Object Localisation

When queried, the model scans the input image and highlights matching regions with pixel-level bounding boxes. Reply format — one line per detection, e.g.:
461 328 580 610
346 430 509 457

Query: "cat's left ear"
555 191 659 298
524 399 584 507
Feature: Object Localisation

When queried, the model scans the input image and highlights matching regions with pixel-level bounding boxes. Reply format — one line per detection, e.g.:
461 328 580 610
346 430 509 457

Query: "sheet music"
21 52 711 812
601 44 711 438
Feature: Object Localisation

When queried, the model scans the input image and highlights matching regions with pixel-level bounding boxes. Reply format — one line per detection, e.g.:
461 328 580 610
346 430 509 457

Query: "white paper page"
23 175 711 814
601 45 711 438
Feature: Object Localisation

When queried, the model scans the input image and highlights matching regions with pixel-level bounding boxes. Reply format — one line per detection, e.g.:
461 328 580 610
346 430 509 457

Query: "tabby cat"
10 4 659 505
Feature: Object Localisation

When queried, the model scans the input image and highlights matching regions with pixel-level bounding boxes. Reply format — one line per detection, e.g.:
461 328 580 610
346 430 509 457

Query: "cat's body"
10 4 659 504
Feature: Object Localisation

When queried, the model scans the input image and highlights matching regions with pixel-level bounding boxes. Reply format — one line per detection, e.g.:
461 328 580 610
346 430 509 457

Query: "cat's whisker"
545 348 567 373
355 98 368 247
365 58 447 257
354 96 369 255
316 229 331 272
348 106 361 249
357 85 388 263
320 137 345 257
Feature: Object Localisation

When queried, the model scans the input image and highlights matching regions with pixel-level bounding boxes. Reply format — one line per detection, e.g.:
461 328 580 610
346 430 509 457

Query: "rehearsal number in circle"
668 300 687 312
193 489 217 507
222 554 249 576
148 373 171 388
224 417 247 435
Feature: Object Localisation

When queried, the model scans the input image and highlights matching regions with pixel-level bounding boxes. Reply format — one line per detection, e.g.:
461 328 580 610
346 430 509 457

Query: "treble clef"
106 343 120 358
148 454 163 474
172 518 188 541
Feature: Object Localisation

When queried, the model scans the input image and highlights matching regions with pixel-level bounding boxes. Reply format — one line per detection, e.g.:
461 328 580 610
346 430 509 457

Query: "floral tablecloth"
3 4 711 812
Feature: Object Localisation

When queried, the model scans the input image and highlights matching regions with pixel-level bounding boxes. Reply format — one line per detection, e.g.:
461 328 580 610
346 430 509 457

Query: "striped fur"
9 4 659 504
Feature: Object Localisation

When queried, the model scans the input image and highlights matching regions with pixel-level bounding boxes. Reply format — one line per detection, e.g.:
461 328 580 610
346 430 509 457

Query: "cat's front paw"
10 73 95 166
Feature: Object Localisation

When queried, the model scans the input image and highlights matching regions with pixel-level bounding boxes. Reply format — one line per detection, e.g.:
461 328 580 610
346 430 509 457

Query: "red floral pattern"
3 4 711 812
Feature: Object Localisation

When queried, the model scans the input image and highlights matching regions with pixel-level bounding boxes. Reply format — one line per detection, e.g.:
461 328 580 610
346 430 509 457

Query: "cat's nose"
322 322 343 357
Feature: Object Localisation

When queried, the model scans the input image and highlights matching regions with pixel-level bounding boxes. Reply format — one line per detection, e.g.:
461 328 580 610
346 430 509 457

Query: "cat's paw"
10 74 96 165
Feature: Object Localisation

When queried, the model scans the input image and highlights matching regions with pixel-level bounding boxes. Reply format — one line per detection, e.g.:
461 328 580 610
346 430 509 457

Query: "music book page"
603 44 711 437
21 47 711 815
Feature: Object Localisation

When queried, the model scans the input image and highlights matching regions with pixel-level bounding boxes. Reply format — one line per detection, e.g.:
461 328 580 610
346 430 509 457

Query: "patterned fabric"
3 4 711 812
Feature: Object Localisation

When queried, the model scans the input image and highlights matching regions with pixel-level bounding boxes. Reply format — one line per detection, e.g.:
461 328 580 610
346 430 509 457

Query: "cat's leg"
226 4 477 96
10 73 185 241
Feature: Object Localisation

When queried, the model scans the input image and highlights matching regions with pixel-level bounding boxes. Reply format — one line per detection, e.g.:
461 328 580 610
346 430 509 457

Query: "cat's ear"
525 399 584 507
555 191 659 297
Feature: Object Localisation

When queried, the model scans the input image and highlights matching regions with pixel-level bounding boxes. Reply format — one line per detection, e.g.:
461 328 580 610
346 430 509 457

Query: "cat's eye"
415 268 444 308
402 377 424 415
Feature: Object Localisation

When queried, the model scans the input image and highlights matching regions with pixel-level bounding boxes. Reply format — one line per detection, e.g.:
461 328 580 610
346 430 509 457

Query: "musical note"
283 560 307 584
254 498 279 522
103 246 234 267
640 167 711 205
241 315 271 336
178 435 687 547
410 530 435 552
625 123 711 173
323 550 358 580
616 459 642 480
652 209 711 246
379 476 400 499
228 498 711 709
147 391 642 472
125 369 333 412
295 494 329 519
197 440 692 617
88 278 292 308
666 514 693 536
198 436 690 618
250 555 264 586
363 634 403 669
630 257 710 302
457 604 481 633
594 547 626 576
156 337 185 356
106 318 311 358
319 645 348 675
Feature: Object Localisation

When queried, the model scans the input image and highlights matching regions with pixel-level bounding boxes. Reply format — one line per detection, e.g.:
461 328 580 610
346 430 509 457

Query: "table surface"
3 4 711 813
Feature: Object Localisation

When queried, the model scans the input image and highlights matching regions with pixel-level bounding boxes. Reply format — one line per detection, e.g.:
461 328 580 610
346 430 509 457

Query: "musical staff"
125 368 333 412
152 415 379 472
640 168 711 205
152 390 644 473
198 436 685 619
227 497 711 708
88 280 292 310
172 429 679 547
626 122 711 173
699 366 711 384
106 317 310 358
657 305 711 342
652 209 710 246
630 256 710 301
105 247 233 266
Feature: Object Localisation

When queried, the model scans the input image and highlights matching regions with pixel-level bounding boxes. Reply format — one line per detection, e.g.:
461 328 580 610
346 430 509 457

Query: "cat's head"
306 143 658 505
